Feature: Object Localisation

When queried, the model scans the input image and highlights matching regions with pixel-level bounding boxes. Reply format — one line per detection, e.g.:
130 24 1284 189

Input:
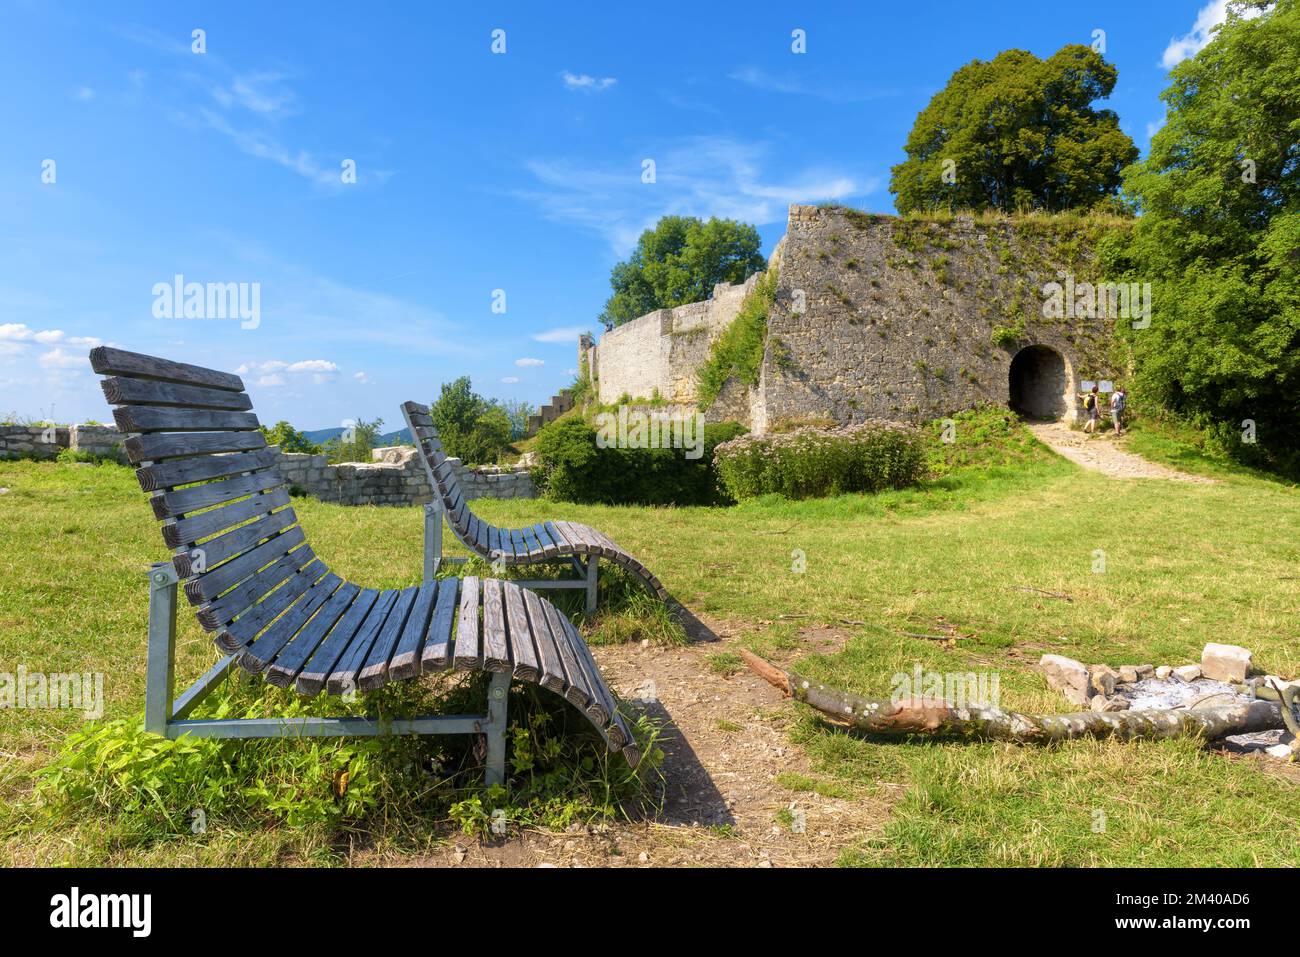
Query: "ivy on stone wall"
696 267 778 410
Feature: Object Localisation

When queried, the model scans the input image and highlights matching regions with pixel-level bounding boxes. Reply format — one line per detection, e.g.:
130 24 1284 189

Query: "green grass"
2 412 1297 866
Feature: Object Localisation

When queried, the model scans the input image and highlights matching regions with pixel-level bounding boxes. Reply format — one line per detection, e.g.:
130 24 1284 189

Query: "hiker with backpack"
1110 385 1127 435
1080 384 1101 433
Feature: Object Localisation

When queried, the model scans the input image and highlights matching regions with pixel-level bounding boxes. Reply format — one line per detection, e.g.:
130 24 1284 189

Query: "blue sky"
0 0 1233 429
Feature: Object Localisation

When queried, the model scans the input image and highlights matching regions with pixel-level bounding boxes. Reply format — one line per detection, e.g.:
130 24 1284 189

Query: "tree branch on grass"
742 650 1288 744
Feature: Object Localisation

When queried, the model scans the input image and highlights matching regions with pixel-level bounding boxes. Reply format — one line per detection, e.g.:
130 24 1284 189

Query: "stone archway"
1008 345 1070 420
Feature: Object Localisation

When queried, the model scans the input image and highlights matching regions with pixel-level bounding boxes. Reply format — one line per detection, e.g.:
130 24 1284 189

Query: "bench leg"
584 555 599 613
483 671 509 787
145 563 178 736
423 502 443 582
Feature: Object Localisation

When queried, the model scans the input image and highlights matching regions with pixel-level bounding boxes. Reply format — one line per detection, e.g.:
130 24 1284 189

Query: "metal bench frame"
144 558 512 785
422 499 600 612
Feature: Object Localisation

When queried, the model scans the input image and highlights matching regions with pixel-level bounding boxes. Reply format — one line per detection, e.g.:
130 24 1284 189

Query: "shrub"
713 421 925 500
430 377 514 465
260 420 321 455
697 267 778 409
531 416 746 506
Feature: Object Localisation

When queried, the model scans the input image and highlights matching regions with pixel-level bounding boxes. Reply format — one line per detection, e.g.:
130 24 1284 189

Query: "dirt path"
397 619 891 868
1028 422 1216 483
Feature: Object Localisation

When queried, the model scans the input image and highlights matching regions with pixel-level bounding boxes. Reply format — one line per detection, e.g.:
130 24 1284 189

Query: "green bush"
532 416 746 505
697 267 777 409
713 421 925 500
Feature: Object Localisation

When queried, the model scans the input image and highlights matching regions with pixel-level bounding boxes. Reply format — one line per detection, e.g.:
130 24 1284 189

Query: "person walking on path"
1080 385 1101 434
1110 385 1127 436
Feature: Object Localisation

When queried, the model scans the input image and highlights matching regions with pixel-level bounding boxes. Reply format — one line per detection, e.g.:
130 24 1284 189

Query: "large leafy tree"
1105 0 1299 473
599 216 766 328
890 44 1137 213
429 377 513 465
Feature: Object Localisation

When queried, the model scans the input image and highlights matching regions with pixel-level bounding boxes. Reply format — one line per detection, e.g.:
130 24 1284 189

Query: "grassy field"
1 418 1297 866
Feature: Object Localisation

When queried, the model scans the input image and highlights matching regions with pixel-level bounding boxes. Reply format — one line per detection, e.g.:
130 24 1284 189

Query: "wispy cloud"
517 136 874 254
532 325 588 343
1161 0 1261 68
561 71 616 93
728 66 900 103
237 358 340 387
501 376 521 384
213 71 298 119
515 357 544 367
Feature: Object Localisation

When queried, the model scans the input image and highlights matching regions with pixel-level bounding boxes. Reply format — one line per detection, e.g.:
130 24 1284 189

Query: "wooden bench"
91 347 638 782
400 401 668 611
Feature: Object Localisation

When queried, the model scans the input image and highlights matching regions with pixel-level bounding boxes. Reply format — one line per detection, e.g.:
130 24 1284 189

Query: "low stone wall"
0 424 127 462
0 427 533 507
278 446 535 507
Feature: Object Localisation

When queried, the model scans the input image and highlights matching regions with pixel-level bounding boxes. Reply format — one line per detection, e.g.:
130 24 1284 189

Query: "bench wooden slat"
452 576 481 669
357 587 419 691
328 589 402 695
126 429 266 464
480 578 510 673
173 506 297 578
263 583 359 685
386 581 438 682
113 406 261 434
559 613 611 727
183 525 306 604
137 447 279 493
239 573 344 671
539 599 594 712
152 468 283 520
503 582 539 682
421 577 460 672
196 543 315 630
161 488 290 548
101 376 253 411
90 346 245 392
293 588 379 695
222 564 333 658
521 588 567 694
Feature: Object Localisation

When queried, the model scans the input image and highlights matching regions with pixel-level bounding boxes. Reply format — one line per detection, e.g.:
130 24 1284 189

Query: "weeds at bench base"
17 668 662 857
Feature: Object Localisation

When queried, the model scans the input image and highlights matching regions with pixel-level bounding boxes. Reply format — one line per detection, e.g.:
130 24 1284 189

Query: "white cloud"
354 371 372 384
518 136 874 254
728 67 899 103
515 357 544 367
238 359 339 385
501 376 521 384
561 71 616 93
213 71 298 119
0 324 101 349
1146 117 1166 140
563 368 579 376
532 326 588 343
38 348 87 369
1161 0 1262 68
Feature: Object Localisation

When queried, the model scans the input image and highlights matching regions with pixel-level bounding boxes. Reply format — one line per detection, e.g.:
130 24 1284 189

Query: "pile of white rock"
1039 643 1297 759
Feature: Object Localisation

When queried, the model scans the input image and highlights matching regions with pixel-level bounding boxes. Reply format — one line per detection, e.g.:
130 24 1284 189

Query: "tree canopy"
890 44 1137 214
599 216 766 328
429 377 513 465
1103 0 1300 474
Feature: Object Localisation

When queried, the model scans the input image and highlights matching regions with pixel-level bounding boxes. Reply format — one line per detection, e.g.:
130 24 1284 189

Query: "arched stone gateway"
1008 344 1072 420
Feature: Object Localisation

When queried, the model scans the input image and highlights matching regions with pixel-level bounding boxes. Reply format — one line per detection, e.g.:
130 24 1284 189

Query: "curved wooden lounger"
91 347 635 766
400 400 669 607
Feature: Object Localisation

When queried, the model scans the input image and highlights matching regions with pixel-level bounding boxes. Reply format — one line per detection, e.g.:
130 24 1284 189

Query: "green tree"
1103 0 1300 474
260 420 321 454
323 416 383 464
599 216 766 328
890 44 1137 214
429 377 514 464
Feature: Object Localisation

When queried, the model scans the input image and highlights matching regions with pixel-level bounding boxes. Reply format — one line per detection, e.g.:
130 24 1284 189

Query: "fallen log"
741 650 1288 744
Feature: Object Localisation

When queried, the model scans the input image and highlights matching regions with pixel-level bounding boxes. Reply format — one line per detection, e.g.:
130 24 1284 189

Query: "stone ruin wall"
580 205 1119 432
0 427 533 505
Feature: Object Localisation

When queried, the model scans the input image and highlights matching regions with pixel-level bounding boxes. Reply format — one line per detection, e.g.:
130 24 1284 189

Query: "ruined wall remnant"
580 205 1124 432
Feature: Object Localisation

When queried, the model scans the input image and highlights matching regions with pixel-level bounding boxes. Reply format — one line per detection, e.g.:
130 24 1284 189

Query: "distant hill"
301 426 413 446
